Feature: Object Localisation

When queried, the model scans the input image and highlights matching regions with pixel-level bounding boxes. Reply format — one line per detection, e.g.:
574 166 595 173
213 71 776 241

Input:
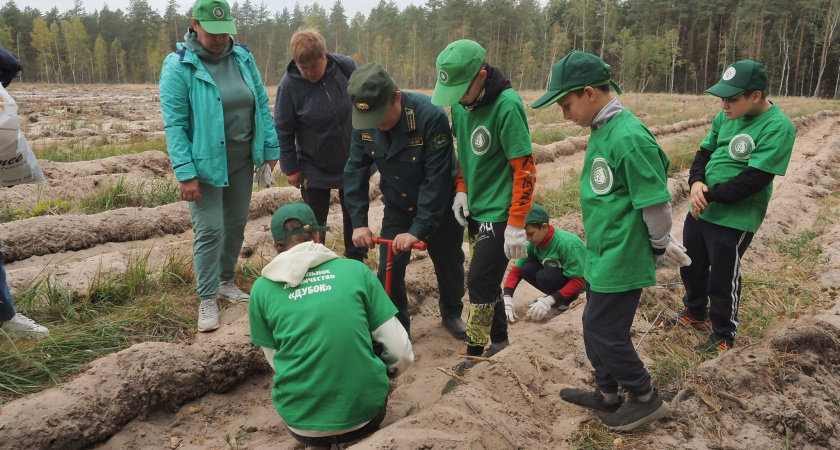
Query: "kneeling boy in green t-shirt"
249 202 414 446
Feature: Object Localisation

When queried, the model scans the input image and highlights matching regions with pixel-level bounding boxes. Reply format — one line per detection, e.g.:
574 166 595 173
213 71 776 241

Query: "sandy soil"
1 85 839 450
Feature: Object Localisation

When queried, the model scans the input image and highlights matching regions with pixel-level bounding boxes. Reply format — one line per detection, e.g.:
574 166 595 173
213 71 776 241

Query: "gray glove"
656 235 692 270
452 192 469 226
254 162 274 188
504 225 527 259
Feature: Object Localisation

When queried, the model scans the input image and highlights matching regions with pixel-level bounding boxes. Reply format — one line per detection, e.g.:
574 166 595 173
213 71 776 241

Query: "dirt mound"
667 318 840 449
0 326 267 450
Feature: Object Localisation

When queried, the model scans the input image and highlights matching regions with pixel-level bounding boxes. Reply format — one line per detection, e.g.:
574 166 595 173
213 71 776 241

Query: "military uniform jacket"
344 91 457 240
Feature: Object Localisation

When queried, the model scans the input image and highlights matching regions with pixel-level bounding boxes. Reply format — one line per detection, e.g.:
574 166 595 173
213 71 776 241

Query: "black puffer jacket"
274 54 357 189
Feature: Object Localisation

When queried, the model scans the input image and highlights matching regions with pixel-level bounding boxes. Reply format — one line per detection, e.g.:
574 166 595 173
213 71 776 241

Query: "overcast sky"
8 0 406 18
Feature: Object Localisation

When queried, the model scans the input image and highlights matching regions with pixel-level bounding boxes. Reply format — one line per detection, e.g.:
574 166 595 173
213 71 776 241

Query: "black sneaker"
557 293 580 311
441 317 467 340
695 334 734 355
664 307 712 331
602 388 669 432
482 339 509 358
559 388 624 417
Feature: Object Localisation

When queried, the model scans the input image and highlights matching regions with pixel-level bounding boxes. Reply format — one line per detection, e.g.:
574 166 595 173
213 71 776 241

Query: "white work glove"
656 235 692 270
254 162 274 188
503 225 527 259
526 295 555 321
452 192 469 226
503 295 518 323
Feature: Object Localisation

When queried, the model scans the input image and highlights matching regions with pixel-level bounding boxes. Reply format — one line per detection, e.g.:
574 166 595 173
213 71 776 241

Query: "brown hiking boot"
559 388 623 417
664 307 711 331
602 388 669 432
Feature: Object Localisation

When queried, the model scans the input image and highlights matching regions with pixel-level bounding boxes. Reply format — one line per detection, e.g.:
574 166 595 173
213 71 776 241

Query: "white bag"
0 85 45 186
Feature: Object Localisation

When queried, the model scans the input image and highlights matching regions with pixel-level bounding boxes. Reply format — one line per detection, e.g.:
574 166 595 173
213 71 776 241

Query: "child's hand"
689 182 709 219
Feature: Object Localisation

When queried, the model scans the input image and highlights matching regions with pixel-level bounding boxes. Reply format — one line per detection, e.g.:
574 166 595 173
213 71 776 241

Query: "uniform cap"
431 40 486 106
531 50 621 109
193 0 237 35
347 63 396 129
271 202 330 242
525 204 550 225
704 60 767 98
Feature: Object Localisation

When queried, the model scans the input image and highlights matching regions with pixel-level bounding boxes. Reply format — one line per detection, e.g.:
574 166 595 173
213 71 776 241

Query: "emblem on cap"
723 67 736 81
213 6 224 18
355 103 370 110
439 70 449 83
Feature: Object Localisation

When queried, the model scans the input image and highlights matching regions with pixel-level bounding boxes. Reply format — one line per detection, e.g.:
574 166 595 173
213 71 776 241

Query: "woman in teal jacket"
159 0 279 333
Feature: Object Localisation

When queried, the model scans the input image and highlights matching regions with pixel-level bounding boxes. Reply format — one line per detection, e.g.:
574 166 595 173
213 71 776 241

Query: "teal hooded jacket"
159 41 280 187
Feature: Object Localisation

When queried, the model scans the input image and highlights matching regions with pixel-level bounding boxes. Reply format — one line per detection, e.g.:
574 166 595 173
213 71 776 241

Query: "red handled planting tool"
371 237 427 296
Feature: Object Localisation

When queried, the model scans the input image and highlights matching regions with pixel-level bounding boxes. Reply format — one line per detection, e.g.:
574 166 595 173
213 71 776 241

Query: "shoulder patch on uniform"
361 132 373 142
431 133 449 151
407 138 424 147
405 108 416 132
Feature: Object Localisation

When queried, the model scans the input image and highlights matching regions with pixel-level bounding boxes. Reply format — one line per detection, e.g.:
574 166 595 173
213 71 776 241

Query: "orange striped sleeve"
507 154 536 227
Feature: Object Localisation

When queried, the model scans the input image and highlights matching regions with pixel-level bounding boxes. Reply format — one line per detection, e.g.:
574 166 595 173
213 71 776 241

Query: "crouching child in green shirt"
502 204 586 323
532 51 691 432
248 202 414 446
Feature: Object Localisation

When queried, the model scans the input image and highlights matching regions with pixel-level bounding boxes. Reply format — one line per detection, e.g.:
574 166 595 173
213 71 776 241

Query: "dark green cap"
192 0 237 35
431 40 486 106
704 60 767 98
270 202 330 242
347 63 396 129
525 204 550 225
531 51 621 109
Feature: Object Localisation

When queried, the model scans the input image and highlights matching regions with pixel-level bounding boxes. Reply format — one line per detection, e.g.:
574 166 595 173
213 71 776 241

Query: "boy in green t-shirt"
531 50 690 432
248 202 414 446
502 204 586 323
431 39 536 362
676 60 795 354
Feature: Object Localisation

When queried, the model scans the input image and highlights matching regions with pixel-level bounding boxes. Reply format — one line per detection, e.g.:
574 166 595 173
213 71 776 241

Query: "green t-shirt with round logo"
698 103 795 233
514 227 586 279
248 258 397 431
451 89 533 223
580 109 672 293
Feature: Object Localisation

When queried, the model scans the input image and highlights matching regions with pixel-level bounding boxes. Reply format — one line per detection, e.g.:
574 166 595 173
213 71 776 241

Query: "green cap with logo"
270 202 330 242
525 204 550 225
704 59 767 98
347 63 396 129
531 50 622 109
431 40 486 106
193 0 237 35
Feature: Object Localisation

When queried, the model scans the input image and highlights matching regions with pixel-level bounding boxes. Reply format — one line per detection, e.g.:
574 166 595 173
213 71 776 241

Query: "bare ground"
0 86 838 450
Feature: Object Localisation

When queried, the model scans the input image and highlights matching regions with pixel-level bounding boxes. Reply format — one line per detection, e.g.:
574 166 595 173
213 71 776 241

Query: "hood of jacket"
260 241 338 287
183 28 234 61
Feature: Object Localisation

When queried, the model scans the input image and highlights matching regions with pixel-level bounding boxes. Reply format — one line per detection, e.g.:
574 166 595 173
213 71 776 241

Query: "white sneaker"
1 313 49 339
197 299 219 332
218 280 249 302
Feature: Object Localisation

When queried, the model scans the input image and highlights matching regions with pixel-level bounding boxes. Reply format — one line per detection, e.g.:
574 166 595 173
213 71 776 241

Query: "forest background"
1 0 840 98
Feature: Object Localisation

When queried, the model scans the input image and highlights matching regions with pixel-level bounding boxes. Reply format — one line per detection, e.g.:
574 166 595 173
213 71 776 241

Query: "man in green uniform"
532 50 691 432
249 202 413 447
677 60 796 353
344 63 467 339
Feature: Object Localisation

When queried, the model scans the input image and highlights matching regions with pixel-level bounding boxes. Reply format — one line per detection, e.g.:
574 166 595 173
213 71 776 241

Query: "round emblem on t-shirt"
728 134 755 160
543 258 562 269
439 70 449 83
590 157 613 194
723 67 736 80
471 126 491 155
213 6 225 18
